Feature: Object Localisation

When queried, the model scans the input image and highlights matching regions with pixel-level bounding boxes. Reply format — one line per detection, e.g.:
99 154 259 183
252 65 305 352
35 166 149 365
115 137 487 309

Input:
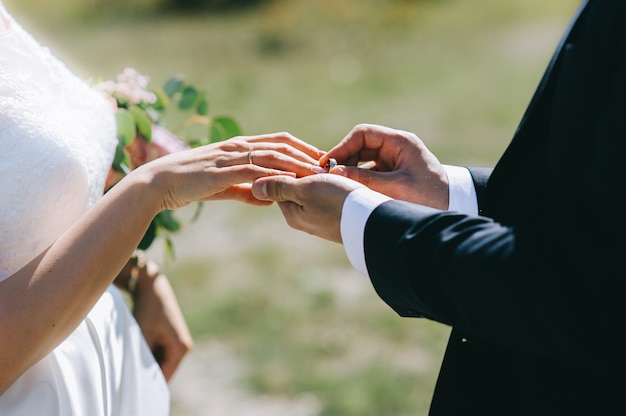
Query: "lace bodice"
0 5 169 414
0 3 117 281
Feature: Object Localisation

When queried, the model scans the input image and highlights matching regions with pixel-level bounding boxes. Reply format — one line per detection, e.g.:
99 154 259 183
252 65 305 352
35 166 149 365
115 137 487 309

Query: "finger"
208 184 274 206
251 175 298 203
320 124 385 167
248 148 326 176
331 165 393 190
357 161 377 170
212 138 323 175
249 143 319 165
213 164 297 187
238 132 325 160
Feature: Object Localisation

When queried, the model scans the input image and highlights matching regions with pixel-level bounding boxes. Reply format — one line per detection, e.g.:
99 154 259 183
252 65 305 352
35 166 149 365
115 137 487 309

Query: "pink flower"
151 124 190 156
94 68 157 106
105 125 189 191
126 125 189 168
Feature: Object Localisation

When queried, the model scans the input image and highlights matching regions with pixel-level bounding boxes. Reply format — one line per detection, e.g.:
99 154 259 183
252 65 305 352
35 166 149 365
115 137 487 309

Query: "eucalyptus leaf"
187 138 205 148
115 109 136 146
111 143 131 173
179 86 199 110
129 105 153 142
163 236 176 262
163 76 184 98
211 116 242 141
191 201 204 223
156 209 181 232
209 124 224 143
150 87 170 111
196 93 209 116
138 219 157 250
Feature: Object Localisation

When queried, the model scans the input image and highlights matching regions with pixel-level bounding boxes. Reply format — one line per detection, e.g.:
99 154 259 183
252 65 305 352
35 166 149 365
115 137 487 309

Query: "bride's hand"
130 257 193 381
135 132 326 210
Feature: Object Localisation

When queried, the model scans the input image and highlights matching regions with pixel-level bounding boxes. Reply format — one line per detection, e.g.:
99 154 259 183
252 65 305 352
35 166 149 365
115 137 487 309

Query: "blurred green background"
5 0 579 414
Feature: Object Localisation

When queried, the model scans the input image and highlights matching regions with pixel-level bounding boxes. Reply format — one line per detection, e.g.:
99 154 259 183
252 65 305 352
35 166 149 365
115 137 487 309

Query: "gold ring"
248 149 254 165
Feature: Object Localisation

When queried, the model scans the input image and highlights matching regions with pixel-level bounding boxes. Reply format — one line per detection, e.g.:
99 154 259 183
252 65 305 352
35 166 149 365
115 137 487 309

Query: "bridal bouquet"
94 68 242 256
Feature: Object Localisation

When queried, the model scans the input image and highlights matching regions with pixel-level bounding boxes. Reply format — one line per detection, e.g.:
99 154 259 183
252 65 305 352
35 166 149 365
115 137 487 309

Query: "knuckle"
277 182 288 200
280 131 295 140
220 141 240 152
265 148 281 161
353 123 368 133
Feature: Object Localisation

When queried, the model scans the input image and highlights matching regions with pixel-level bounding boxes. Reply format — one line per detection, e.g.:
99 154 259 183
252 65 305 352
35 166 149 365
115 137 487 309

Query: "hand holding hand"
320 124 449 209
252 173 364 243
134 132 326 211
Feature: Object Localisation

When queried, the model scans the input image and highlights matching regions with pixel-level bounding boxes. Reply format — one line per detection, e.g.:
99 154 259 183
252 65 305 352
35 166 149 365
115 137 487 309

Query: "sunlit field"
6 0 579 414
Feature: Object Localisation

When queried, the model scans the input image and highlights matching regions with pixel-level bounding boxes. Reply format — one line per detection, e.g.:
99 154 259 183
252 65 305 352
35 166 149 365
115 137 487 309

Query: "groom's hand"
319 124 449 210
252 174 364 243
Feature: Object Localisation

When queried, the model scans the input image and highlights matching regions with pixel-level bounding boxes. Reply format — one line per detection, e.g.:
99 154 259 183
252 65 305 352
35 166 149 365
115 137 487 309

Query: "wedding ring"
248 148 254 165
324 158 337 171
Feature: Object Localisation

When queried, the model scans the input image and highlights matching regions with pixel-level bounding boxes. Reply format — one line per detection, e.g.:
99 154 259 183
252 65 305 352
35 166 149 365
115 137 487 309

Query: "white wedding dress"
0 2 169 415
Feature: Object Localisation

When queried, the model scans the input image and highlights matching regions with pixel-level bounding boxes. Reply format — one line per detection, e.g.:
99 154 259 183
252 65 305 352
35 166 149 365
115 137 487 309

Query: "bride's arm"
0 133 323 394
0 166 163 394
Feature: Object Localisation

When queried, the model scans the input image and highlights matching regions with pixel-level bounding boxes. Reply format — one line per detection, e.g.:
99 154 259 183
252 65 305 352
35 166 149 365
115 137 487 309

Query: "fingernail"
331 166 347 176
311 165 327 174
253 181 268 199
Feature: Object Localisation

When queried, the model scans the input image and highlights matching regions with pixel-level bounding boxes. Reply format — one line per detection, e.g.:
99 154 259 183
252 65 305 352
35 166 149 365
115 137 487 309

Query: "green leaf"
150 87 170 111
163 236 176 262
163 75 184 98
115 108 136 146
196 93 209 116
111 143 131 173
190 202 204 223
209 124 224 143
187 138 206 148
156 209 181 232
129 105 153 142
138 219 157 250
179 86 199 110
210 116 242 141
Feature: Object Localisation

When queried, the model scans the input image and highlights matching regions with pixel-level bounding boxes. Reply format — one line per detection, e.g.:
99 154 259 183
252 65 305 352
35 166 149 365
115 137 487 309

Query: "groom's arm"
342 165 481 275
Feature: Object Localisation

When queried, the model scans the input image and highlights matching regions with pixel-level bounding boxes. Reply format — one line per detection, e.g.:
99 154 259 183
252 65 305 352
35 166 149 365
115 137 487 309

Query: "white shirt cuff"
341 187 391 276
444 165 479 215
340 166 478 276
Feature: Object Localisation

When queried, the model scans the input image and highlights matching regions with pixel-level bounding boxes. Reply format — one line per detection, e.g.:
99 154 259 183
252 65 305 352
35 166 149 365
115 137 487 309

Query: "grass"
5 0 580 414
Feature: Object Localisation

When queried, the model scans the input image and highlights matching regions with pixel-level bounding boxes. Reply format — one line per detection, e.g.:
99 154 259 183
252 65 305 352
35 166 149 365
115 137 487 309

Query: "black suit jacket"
363 0 626 413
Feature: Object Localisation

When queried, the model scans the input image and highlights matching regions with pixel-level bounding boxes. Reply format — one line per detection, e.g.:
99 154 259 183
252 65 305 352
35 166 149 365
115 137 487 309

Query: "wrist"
114 250 147 295
126 163 168 212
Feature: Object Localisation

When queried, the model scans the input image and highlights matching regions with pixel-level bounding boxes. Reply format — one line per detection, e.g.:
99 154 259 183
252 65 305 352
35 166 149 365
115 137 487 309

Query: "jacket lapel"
516 0 590 131
485 0 591 197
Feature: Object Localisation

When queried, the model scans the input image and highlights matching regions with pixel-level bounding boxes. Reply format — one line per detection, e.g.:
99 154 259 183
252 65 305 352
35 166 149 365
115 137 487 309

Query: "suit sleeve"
363 197 625 368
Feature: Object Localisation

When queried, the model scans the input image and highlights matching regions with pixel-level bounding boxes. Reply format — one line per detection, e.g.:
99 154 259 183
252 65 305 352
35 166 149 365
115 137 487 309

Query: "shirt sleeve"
341 188 391 275
340 165 478 275
444 165 479 215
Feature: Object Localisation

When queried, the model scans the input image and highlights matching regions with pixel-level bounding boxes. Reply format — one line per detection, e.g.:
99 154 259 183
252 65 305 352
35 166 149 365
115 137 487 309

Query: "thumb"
252 176 296 202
